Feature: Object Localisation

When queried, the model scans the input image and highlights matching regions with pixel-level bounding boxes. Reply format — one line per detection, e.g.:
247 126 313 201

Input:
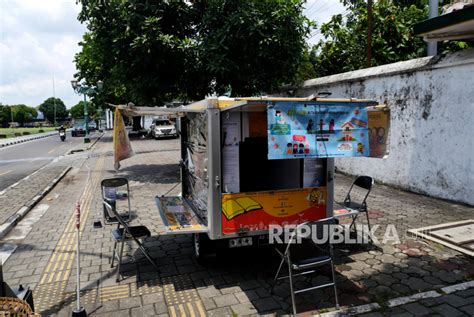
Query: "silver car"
150 119 178 139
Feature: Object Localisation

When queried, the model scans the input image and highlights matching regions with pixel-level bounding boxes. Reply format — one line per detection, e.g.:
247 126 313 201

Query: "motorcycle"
59 130 66 141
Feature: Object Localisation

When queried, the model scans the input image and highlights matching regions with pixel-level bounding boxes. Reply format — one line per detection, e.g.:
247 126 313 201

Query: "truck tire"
193 233 214 262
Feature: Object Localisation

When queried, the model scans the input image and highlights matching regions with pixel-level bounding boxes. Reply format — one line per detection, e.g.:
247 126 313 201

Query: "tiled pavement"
1 133 473 316
0 165 70 224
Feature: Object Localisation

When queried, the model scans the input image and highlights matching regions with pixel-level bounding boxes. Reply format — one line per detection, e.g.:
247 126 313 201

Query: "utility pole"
53 77 57 127
427 0 438 56
10 107 14 128
367 0 373 67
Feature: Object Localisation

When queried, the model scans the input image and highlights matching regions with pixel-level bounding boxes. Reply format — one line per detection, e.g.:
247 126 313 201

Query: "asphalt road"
0 131 85 191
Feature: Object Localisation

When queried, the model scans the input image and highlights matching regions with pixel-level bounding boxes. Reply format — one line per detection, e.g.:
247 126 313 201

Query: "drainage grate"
409 220 474 256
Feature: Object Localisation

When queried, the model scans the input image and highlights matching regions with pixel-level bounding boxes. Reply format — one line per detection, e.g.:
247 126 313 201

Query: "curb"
316 280 474 316
67 132 105 154
0 166 72 240
0 131 58 148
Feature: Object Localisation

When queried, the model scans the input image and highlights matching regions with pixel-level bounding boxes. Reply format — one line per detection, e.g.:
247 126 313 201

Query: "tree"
38 97 68 123
0 104 12 128
74 0 312 105
193 1 312 96
10 105 38 127
70 101 97 120
311 0 472 77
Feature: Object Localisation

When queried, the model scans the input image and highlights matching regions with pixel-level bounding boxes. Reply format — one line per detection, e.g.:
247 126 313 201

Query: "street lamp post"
97 106 103 132
71 80 103 143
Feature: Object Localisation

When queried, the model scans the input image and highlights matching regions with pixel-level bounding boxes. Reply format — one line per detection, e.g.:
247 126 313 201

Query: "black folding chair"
101 178 131 225
103 201 159 282
271 217 339 315
340 175 374 236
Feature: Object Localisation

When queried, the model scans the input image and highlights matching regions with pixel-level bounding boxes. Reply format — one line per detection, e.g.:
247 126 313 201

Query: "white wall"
291 49 474 205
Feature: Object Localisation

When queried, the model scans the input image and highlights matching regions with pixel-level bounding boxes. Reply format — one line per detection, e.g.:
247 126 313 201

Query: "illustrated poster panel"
368 109 390 158
267 102 370 159
221 187 327 235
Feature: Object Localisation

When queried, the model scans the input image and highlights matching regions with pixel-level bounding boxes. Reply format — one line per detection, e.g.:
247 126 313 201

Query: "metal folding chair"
103 201 159 282
271 217 339 315
101 178 131 225
341 175 374 235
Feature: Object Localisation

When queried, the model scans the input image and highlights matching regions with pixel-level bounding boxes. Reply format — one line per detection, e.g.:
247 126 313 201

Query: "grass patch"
0 127 56 139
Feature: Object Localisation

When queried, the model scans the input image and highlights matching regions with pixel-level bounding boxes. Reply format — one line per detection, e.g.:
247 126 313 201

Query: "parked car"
149 118 178 139
71 121 85 137
88 120 97 131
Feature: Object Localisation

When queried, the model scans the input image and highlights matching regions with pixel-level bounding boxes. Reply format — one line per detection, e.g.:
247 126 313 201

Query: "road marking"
0 157 54 163
0 170 11 176
48 149 55 154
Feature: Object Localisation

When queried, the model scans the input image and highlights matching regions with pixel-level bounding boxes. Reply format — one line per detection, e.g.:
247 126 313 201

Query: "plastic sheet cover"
187 112 208 146
183 113 208 221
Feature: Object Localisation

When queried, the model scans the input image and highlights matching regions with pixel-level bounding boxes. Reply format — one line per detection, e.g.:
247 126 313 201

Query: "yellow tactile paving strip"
35 154 106 313
162 275 201 305
169 301 207 317
33 281 67 312
33 150 205 315
162 275 206 317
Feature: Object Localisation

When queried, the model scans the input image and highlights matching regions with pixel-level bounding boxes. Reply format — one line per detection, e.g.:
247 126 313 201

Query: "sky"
0 0 345 109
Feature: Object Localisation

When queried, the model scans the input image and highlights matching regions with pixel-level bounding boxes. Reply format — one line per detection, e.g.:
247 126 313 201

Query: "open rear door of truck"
155 196 208 234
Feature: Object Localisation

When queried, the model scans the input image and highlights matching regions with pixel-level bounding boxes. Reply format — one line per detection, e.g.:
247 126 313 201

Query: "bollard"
72 202 87 317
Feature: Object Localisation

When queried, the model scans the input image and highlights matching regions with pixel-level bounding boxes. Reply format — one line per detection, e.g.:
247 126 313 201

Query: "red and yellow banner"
222 187 327 234
113 109 134 170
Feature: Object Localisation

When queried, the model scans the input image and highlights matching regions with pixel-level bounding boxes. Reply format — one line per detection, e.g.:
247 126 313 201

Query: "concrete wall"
290 49 474 205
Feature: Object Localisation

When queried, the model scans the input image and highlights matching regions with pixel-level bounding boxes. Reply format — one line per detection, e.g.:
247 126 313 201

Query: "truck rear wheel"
193 233 214 262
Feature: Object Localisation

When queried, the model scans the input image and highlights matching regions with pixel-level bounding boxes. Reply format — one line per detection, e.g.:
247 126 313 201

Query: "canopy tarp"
109 96 377 116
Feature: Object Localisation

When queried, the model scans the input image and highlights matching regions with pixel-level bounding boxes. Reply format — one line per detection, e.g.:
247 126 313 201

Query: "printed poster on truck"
267 102 370 159
221 187 327 235
368 108 390 158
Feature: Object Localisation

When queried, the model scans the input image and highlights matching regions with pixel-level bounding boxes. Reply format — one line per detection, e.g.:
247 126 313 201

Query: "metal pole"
83 92 90 143
427 0 438 56
10 107 14 128
72 202 87 317
53 77 57 127
75 203 81 310
367 0 373 67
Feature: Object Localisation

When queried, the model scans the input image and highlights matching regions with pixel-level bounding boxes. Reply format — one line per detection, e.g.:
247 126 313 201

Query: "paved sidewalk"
1 134 473 316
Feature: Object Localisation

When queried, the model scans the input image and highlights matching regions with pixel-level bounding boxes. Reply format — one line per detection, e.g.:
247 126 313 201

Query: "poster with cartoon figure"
267 102 370 159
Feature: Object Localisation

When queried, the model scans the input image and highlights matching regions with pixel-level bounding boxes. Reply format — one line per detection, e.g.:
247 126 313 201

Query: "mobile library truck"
118 97 389 259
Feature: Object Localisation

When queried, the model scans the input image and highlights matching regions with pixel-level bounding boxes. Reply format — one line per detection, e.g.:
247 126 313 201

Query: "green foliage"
311 0 472 77
70 101 97 119
194 0 312 96
75 0 312 104
0 104 37 127
10 105 38 126
0 104 12 128
38 97 68 123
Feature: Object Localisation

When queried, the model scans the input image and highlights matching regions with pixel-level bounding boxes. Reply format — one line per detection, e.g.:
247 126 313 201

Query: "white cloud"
0 0 86 108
